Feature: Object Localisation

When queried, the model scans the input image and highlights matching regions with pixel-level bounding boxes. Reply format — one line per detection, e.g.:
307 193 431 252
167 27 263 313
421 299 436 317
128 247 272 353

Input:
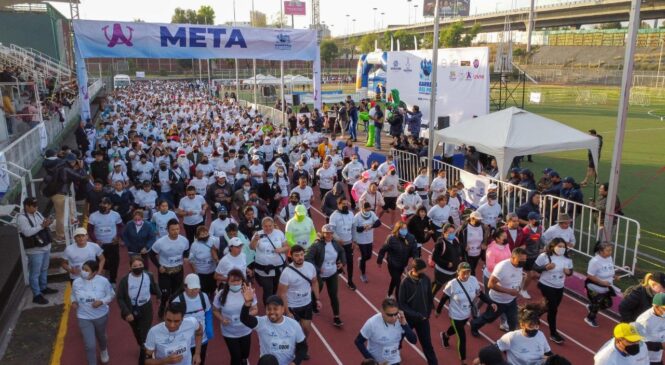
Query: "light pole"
414 4 419 23
658 39 664 83
352 18 356 34
346 14 350 35
233 0 236 26
381 12 385 29
373 8 378 30
408 0 412 25
426 0 441 184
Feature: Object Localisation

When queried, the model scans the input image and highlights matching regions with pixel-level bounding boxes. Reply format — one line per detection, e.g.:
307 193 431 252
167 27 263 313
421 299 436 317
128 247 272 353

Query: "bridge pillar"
526 0 535 52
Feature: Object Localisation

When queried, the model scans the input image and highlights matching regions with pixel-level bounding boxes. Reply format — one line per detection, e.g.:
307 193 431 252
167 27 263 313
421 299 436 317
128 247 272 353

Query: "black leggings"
102 243 120 284
432 269 455 297
256 273 280 305
586 288 613 320
190 342 208 365
467 255 482 276
198 272 216 297
538 282 564 336
445 318 469 361
184 222 205 247
129 302 153 365
318 273 340 316
358 244 373 275
158 270 184 316
223 335 252 365
320 188 330 200
388 265 405 298
343 244 355 284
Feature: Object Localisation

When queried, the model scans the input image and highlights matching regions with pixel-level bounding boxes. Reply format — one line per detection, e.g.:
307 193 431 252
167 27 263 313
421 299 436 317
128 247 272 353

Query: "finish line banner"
72 19 319 61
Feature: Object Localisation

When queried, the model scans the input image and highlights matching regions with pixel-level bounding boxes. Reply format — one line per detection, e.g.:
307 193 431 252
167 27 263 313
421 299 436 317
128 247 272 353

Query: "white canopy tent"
432 107 599 179
284 74 312 85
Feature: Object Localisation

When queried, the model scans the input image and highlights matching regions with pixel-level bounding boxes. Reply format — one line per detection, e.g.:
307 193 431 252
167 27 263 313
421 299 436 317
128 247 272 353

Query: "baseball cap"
65 153 77 162
265 295 284 307
228 237 243 247
74 227 88 236
527 211 542 221
252 155 260 161
362 171 370 179
543 168 553 175
470 211 483 220
550 171 560 178
388 165 396 171
653 292 665 306
321 224 334 233
488 183 498 190
613 323 642 342
457 262 472 272
114 162 122 167
563 176 575 184
214 171 227 179
184 273 201 289
487 192 498 200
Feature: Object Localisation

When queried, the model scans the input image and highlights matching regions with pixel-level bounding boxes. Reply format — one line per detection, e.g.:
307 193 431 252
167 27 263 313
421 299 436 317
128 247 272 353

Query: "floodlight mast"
426 0 441 184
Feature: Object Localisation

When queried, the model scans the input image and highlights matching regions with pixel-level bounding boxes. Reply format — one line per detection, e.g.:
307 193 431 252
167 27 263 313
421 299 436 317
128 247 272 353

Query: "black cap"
265 295 284 307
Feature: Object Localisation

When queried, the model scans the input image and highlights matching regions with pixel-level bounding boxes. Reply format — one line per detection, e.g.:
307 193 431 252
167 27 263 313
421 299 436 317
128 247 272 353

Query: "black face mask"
160 166 167 171
340 207 349 214
218 213 228 220
198 236 209 242
625 343 641 356
224 158 229 162
131 267 143 275
524 329 538 338
290 200 298 205
390 171 396 176
533 221 540 227
515 261 527 268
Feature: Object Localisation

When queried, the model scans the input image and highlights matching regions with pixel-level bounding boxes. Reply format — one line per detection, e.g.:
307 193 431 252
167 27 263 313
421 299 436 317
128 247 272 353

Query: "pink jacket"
485 241 511 274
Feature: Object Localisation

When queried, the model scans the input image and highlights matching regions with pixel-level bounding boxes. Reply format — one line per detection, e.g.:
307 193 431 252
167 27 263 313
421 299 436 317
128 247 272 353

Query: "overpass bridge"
335 0 665 41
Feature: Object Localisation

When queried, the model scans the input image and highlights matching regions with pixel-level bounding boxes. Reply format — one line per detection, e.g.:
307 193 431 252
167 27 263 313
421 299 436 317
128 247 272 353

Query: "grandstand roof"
0 0 79 9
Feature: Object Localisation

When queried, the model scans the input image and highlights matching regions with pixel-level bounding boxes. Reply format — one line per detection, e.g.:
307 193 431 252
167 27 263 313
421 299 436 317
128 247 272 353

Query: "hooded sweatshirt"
322 182 345 216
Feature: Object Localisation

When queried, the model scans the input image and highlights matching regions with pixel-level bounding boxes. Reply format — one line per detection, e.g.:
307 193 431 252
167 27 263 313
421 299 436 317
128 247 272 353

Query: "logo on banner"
419 58 433 95
440 58 448 68
103 23 134 48
275 34 292 50
449 71 457 81
473 59 480 68
80 84 89 100
390 60 401 71
466 71 473 80
461 60 471 67
403 57 413 73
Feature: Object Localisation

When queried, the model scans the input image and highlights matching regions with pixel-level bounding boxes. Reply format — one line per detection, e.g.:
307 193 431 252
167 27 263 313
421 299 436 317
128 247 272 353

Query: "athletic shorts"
384 197 397 210
289 303 313 321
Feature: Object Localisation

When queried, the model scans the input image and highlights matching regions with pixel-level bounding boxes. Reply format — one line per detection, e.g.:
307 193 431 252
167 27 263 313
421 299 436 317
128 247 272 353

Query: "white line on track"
311 322 344 364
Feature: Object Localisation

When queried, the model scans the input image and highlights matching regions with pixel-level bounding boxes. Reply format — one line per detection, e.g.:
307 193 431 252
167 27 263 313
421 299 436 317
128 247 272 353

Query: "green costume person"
284 204 317 249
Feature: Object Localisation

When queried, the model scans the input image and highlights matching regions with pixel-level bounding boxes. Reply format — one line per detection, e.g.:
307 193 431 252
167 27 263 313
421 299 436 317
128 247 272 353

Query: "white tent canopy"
243 74 279 85
284 74 312 85
433 107 599 179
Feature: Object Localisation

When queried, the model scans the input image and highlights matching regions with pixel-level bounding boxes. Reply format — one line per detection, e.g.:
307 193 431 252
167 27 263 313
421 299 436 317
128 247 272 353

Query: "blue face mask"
229 284 242 293
399 228 408 237
447 233 456 241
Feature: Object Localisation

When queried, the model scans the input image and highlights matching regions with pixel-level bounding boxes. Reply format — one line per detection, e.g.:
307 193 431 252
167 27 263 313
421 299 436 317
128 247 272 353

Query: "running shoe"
499 322 510 332
347 282 357 291
550 333 565 344
519 290 531 299
360 274 368 283
584 317 599 328
334 317 344 327
100 349 109 363
440 332 450 348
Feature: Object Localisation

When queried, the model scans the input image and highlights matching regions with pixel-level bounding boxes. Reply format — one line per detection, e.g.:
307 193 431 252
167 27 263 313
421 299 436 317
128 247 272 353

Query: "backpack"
175 291 207 313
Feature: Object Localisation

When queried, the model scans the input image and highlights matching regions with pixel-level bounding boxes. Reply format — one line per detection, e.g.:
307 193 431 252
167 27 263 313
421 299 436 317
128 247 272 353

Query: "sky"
48 0 571 37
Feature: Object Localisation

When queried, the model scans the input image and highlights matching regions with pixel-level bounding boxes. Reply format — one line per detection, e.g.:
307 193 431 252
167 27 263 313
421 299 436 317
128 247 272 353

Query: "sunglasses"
384 312 399 317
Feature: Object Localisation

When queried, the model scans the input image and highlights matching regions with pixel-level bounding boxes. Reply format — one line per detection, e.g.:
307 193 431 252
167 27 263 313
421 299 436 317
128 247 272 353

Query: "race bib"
295 290 310 299
98 226 112 235
382 345 399 362
649 349 663 363
165 343 188 357
271 338 291 353
231 315 240 324
168 256 183 266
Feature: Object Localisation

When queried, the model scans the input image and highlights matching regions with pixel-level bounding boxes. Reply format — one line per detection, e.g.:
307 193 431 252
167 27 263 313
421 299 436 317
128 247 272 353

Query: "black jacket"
322 182 345 217
388 113 403 136
377 234 418 269
305 238 346 276
407 215 432 244
432 237 465 273
398 273 434 321
619 285 656 322
116 271 160 319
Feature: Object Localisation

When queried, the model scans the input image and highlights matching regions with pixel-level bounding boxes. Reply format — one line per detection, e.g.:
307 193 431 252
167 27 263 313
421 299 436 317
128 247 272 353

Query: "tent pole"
426 0 441 184
235 58 239 99
604 0 640 239
253 59 257 105
281 60 286 131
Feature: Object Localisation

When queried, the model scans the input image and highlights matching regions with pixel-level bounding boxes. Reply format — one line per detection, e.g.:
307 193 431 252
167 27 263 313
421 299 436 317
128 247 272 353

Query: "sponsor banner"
459 169 491 208
74 38 91 121
422 0 471 17
284 0 306 16
386 47 489 130
72 19 318 61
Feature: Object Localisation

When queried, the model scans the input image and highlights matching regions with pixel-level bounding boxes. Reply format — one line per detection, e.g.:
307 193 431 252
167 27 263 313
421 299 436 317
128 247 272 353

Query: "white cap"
252 155 260 161
488 183 498 190
74 227 88 236
229 237 244 247
214 171 227 179
184 273 201 289
470 211 483 220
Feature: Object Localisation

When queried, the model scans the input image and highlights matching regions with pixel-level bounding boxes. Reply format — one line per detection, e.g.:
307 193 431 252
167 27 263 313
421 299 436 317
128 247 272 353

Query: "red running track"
58 190 618 365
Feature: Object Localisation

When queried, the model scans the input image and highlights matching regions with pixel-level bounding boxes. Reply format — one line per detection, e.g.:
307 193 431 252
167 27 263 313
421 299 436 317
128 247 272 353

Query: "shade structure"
432 107 599 179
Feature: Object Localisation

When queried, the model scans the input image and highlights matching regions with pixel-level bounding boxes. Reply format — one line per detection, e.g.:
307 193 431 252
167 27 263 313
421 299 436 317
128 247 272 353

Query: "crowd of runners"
20 80 665 365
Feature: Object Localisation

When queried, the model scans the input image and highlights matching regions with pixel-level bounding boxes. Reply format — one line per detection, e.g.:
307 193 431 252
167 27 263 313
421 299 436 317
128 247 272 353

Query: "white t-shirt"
152 211 178 238
352 212 378 244
359 313 406 364
213 289 256 338
443 276 481 320
215 253 247 278
255 316 305 365
249 164 265 183
476 203 502 228
178 195 206 226
496 330 551 365
88 211 122 244
63 242 103 279
188 238 219 274
320 243 338 278
430 176 447 201
465 224 484 258
71 275 115 320
428 205 451 230
535 253 573 289
489 259 523 304
127 272 151 306
316 166 337 190
145 317 200 365
279 263 317 308
188 178 209 196
636 308 665 344
594 338 650 365
209 218 235 239
587 254 615 293
290 186 313 209
254 230 287 277
134 190 158 211
151 235 189 268
543 225 577 247
171 293 212 345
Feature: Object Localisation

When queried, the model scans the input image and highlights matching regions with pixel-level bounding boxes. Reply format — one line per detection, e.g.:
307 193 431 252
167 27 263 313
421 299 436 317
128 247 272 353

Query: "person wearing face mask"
177 186 208 246
436 262 496 365
520 211 544 300
150 218 190 319
122 209 157 270
291 175 314 212
71 260 115 365
620 272 665 323
585 241 617 328
634 293 665 365
359 182 385 218
472 345 509 365
457 211 488 276
496 303 554 365
351 171 372 210
188 226 221 296
171 274 214 365
594 322 650 365
431 223 464 297
62 228 106 282
412 167 431 210
342 153 364 210
397 183 423 218
471 247 528 337
285 205 317 250
258 172 280 215
233 180 254 212
379 165 400 215
353 202 381 284
533 238 573 344
377 221 419 300
475 192 502 230
316 157 337 199
117 256 161 365
188 169 209 197
329 197 357 290
278 192 300 226
88 197 123 285
213 269 258 365
205 171 233 215
152 160 176 207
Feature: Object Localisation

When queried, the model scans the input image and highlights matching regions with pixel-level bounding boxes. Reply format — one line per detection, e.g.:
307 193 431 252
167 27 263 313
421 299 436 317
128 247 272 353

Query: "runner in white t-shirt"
151 200 178 238
170 274 212 365
355 297 417 365
594 322 650 365
62 228 105 280
214 237 248 281
151 218 190 319
496 303 553 365
144 301 203 365
585 242 616 328
239 286 307 365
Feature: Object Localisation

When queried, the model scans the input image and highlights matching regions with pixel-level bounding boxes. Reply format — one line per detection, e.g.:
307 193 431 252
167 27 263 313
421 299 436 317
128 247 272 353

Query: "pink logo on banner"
102 23 134 48
284 0 306 16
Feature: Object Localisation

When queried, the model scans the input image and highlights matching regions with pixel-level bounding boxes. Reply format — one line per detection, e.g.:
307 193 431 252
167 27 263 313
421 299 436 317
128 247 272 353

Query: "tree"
320 40 339 67
439 21 480 48
197 5 215 25
358 34 377 53
133 18 145 23
598 22 622 30
171 6 214 24
271 12 288 28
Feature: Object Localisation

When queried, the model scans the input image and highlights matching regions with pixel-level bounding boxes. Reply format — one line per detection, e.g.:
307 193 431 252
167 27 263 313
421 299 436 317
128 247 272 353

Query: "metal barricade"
391 149 425 184
541 194 640 277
